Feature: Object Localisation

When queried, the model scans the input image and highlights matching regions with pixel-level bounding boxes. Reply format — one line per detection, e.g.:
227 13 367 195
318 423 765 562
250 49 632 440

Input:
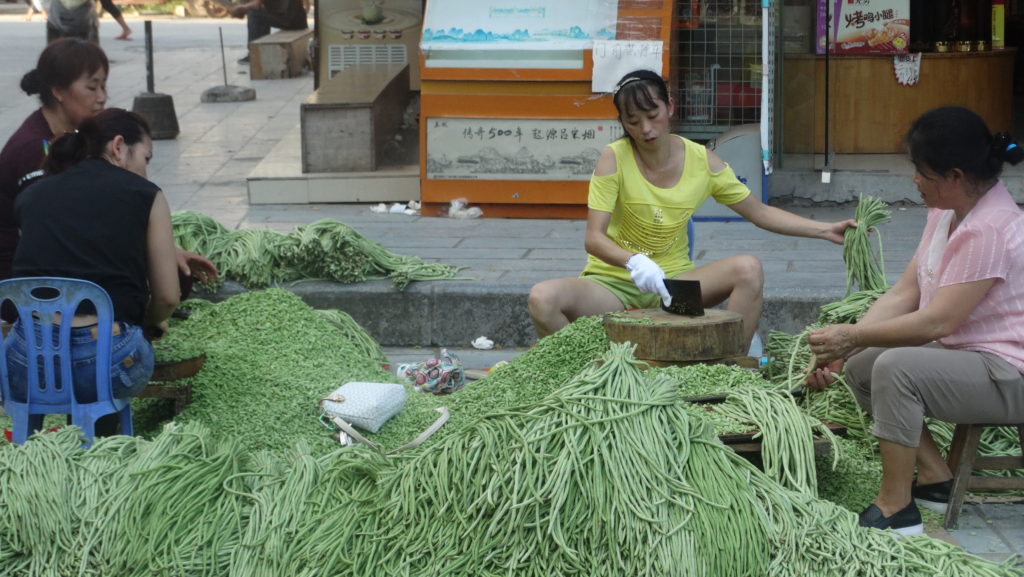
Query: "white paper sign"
591 40 663 93
893 52 921 86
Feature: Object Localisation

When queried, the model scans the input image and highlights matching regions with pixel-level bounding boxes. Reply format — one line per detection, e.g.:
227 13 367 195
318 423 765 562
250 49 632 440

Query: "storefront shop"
777 0 1018 165
302 0 1021 210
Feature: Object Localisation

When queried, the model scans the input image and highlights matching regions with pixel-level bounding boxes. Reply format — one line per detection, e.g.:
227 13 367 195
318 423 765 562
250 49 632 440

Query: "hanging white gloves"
625 253 672 306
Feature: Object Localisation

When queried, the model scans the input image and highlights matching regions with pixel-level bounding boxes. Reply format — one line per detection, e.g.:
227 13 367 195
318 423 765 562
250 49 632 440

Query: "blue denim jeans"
4 320 154 404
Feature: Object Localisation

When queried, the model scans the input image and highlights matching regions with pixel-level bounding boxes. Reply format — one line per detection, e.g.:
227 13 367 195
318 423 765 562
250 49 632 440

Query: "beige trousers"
845 343 1024 447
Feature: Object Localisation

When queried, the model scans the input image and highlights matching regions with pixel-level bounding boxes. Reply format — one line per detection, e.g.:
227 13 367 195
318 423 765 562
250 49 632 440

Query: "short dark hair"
45 108 152 175
611 69 670 118
906 106 1023 184
20 38 109 108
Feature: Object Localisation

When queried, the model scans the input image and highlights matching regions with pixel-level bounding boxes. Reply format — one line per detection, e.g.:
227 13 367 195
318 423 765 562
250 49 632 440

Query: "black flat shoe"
912 478 952 514
858 502 924 536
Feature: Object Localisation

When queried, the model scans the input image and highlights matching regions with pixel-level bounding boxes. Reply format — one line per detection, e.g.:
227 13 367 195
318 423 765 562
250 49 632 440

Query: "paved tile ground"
0 5 1021 565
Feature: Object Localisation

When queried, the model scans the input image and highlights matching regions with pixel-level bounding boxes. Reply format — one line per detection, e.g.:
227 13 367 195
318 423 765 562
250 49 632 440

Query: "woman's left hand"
822 219 858 245
806 324 857 364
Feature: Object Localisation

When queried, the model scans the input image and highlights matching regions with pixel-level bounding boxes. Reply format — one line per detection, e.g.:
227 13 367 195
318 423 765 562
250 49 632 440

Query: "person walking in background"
229 0 308 64
46 0 98 43
98 0 133 40
805 106 1024 535
24 0 48 22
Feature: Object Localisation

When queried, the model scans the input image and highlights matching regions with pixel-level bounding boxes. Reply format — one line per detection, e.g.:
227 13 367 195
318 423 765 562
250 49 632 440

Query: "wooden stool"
943 423 1024 529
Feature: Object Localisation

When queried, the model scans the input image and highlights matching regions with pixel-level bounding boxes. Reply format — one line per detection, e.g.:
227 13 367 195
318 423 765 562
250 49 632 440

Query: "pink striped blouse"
914 181 1024 372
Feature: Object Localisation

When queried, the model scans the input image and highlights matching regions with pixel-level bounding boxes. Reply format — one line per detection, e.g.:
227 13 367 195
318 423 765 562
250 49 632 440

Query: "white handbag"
319 381 407 433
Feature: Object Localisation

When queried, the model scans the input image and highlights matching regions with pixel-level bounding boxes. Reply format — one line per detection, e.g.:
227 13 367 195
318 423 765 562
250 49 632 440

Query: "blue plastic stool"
0 277 132 447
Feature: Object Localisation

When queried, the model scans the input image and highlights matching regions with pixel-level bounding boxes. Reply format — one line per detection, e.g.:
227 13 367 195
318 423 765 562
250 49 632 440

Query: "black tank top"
13 158 158 326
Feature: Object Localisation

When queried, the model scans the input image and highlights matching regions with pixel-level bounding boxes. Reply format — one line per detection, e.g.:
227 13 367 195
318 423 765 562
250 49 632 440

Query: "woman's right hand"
803 358 845 391
626 253 671 305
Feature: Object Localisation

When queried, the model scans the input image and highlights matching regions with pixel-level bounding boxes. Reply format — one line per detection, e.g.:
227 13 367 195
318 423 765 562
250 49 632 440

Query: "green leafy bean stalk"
248 448 391 577
171 212 469 291
843 194 892 295
228 443 323 577
651 363 840 495
798 373 875 443
217 229 301 288
170 211 232 292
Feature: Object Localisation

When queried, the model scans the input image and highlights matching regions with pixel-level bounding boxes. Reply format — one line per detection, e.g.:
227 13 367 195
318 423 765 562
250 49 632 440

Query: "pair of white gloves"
625 253 672 307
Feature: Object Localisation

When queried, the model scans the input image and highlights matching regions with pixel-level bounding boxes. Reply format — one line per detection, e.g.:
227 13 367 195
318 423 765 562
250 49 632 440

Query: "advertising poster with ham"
816 0 910 54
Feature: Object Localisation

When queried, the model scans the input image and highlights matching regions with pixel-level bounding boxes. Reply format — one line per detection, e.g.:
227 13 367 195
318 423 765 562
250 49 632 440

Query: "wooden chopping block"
603 308 745 362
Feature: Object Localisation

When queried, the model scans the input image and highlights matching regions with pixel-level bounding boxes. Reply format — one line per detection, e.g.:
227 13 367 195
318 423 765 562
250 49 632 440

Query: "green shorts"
580 272 661 310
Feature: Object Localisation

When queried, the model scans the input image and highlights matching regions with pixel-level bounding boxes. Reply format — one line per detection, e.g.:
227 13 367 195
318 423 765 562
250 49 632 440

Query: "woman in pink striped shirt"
805 106 1024 535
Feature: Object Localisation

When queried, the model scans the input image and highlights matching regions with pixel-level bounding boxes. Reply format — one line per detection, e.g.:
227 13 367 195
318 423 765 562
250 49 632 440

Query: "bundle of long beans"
843 195 892 295
818 287 886 325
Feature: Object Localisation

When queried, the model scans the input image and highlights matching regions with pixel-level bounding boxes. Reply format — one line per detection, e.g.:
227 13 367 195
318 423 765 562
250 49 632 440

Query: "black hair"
906 106 1023 187
45 108 151 175
20 38 109 108
611 69 671 120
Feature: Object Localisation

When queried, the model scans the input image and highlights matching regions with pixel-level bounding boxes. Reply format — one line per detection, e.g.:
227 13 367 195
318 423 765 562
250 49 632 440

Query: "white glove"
625 253 672 306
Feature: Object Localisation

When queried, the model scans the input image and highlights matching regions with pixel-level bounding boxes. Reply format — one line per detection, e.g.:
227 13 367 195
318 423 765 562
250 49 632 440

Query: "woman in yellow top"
528 70 856 344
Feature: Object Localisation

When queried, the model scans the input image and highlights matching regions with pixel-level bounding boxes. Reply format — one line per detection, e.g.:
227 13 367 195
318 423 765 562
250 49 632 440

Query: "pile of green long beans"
843 195 892 295
135 289 396 454
815 435 883 512
714 386 840 496
2 347 1022 576
316 308 389 368
171 211 468 290
364 315 609 450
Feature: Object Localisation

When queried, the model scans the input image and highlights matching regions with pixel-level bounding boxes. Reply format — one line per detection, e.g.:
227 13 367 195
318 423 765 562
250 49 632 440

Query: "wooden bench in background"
300 63 410 173
250 28 313 80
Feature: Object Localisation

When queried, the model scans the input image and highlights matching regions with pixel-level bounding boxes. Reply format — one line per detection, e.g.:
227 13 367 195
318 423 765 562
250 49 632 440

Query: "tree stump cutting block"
603 308 745 362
